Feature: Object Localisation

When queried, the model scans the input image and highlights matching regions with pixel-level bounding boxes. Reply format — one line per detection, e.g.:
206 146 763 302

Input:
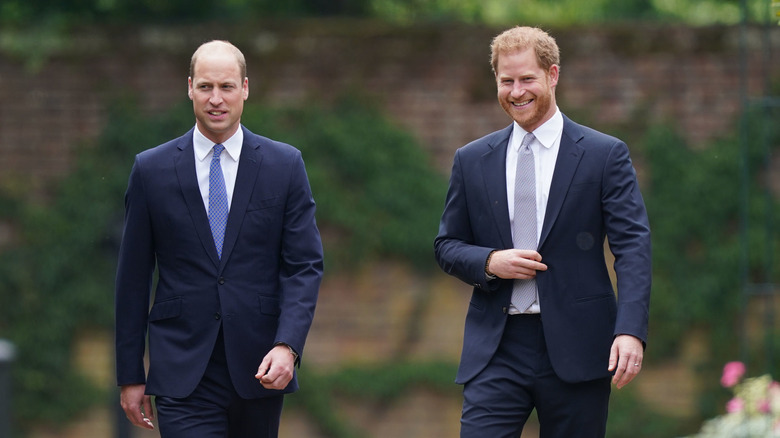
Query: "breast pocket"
246 195 284 212
243 195 285 242
568 181 599 193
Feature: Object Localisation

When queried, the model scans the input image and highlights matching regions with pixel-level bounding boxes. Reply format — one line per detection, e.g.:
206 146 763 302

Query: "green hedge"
242 94 447 271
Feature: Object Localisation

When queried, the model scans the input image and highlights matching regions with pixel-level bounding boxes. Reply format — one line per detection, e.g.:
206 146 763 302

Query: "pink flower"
769 381 780 395
721 361 746 388
726 397 744 413
758 398 771 413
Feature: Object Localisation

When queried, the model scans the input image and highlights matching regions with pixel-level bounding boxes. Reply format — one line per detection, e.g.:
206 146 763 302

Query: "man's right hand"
487 249 547 279
120 384 155 430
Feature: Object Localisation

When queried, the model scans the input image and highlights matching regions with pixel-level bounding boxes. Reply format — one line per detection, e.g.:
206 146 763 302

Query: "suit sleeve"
114 156 156 386
274 151 324 364
602 141 652 344
434 150 496 291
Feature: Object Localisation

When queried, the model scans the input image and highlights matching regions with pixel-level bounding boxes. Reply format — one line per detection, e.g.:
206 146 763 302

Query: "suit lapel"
174 130 220 267
219 128 262 270
481 125 514 249
539 116 584 249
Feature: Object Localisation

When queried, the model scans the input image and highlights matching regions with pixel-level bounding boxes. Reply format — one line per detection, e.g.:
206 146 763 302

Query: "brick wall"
4 21 778 437
2 23 775 188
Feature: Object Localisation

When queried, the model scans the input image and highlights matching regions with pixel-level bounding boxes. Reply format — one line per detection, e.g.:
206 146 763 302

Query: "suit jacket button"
218 277 225 285
214 312 221 320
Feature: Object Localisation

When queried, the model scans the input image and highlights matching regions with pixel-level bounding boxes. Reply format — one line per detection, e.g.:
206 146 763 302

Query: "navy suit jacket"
434 115 651 385
115 125 324 399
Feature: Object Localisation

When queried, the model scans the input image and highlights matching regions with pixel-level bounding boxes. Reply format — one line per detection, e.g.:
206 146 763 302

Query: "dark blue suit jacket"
434 115 651 385
115 125 324 399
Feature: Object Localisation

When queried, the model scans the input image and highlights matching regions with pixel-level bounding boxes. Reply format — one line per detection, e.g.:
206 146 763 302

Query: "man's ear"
548 65 560 88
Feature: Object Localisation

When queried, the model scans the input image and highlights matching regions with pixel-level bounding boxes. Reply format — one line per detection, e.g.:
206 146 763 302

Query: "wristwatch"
485 250 497 280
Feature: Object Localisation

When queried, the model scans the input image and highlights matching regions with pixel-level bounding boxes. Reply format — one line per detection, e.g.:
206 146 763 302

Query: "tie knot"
521 132 535 151
212 144 225 159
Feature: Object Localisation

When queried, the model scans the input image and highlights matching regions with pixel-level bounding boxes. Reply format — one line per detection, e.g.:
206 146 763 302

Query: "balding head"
190 40 247 81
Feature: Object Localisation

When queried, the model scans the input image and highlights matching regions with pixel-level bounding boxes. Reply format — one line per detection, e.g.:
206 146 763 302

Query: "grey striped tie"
511 132 538 312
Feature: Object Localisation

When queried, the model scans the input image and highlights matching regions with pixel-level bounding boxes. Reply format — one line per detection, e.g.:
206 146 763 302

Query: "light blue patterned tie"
511 132 538 312
208 144 228 259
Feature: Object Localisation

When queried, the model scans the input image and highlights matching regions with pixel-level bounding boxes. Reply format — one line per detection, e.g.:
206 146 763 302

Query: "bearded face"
496 48 559 132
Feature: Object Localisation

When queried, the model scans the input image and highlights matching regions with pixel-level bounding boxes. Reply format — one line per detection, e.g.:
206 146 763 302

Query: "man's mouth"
512 99 533 107
208 110 226 116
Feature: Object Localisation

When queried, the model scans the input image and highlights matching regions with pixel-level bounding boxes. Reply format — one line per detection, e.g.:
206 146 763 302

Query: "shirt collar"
193 125 243 162
511 107 563 151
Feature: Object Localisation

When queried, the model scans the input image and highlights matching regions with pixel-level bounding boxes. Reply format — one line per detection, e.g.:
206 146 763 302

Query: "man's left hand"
255 345 296 390
608 335 644 389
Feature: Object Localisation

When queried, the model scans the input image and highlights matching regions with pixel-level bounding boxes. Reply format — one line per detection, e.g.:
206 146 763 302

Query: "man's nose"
209 90 223 105
511 83 526 97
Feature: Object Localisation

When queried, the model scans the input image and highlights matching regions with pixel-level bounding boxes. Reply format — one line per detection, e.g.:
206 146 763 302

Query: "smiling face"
496 48 559 132
188 44 249 144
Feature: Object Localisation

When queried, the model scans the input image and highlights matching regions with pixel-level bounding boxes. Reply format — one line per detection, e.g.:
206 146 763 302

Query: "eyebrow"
194 78 240 86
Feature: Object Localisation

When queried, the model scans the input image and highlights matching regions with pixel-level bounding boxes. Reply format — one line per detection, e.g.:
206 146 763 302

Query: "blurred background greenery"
0 0 778 437
0 0 772 26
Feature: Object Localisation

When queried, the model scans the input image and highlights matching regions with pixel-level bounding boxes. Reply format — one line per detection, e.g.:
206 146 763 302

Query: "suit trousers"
155 327 285 438
461 314 611 438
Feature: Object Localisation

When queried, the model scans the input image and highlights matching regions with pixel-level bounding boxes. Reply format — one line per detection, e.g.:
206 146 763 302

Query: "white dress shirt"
505 108 563 314
193 126 243 213
506 108 564 243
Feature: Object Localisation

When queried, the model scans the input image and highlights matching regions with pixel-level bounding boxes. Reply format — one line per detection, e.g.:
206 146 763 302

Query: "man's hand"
608 335 644 389
255 345 296 390
120 384 154 430
487 249 547 279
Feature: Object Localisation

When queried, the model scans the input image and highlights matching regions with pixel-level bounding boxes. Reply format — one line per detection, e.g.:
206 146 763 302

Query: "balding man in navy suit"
115 40 323 438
